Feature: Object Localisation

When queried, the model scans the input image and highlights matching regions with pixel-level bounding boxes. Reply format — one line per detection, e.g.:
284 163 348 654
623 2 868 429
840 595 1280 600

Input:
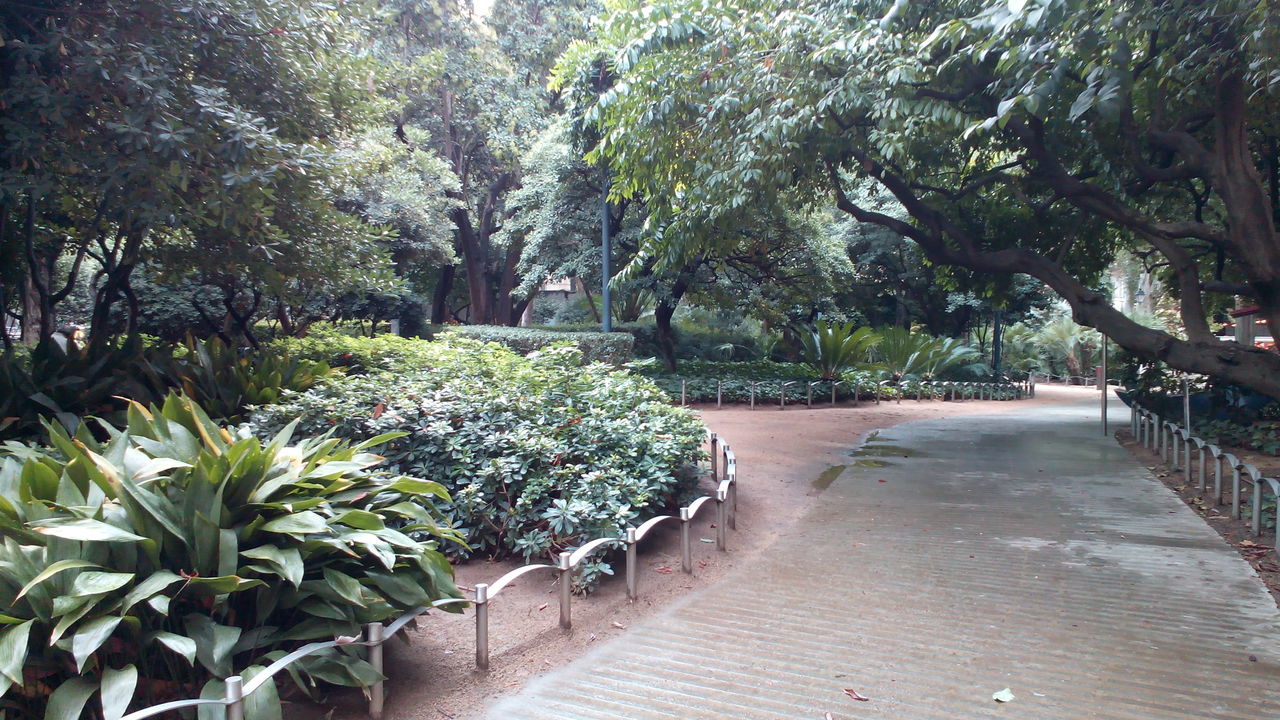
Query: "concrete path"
483 399 1280 719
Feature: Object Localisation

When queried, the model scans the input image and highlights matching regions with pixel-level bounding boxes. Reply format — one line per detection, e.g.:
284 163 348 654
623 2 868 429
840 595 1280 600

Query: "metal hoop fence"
119 432 738 720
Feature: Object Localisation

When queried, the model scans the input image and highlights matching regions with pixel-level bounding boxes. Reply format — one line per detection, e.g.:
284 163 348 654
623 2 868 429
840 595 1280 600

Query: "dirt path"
308 385 1091 720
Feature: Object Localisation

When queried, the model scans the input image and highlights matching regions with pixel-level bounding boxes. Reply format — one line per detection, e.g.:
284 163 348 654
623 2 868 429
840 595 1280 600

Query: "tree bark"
431 264 456 325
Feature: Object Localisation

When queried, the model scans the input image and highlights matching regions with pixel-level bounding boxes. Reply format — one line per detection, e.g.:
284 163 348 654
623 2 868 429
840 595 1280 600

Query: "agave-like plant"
0 394 461 720
170 336 337 421
799 322 880 380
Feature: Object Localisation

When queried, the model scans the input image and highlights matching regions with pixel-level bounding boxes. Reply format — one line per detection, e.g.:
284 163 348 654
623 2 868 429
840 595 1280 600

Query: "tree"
1 0 385 350
559 0 1280 397
376 0 599 326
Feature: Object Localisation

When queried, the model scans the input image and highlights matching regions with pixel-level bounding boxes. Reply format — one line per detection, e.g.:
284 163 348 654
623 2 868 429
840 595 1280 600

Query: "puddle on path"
811 465 847 492
851 444 923 458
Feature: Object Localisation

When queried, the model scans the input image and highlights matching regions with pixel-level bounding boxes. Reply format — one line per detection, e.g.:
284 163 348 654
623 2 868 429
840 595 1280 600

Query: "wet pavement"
483 399 1280 718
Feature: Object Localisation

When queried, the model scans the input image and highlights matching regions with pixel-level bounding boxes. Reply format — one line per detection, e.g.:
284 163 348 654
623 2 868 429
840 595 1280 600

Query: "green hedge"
250 337 705 587
539 322 765 361
440 325 634 365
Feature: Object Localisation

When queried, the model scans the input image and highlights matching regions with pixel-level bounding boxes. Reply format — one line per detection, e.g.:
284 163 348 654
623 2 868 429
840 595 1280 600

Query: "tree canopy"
557 0 1280 395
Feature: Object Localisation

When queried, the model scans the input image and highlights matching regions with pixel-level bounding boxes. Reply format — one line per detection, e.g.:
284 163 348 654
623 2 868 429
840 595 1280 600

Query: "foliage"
439 325 634 365
871 328 983 382
248 338 705 577
1194 419 1280 456
1 0 390 349
635 360 887 404
0 342 173 442
0 395 461 720
558 0 1280 398
799 322 880 381
164 337 337 422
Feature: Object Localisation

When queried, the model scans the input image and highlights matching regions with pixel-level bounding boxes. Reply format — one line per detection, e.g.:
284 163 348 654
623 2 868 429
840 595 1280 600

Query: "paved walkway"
484 399 1280 718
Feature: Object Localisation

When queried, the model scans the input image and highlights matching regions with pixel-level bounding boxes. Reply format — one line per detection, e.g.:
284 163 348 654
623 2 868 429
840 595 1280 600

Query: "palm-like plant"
799 322 880 380
873 328 980 381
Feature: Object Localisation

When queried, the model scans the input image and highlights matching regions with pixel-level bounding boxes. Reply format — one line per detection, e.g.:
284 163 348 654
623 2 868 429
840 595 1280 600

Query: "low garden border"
119 433 738 720
676 377 1031 408
1131 403 1280 552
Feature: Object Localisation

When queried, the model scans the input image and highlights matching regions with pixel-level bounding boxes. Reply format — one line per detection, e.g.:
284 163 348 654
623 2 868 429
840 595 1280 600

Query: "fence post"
1214 452 1224 504
680 507 692 573
716 380 722 409
715 489 727 551
680 379 686 407
728 472 738 530
750 382 756 410
1198 446 1207 492
1232 465 1243 519
709 433 719 482
558 552 572 630
224 676 245 720
366 622 385 720
474 583 490 670
1252 475 1263 536
625 528 637 600
779 381 786 409
1183 436 1192 482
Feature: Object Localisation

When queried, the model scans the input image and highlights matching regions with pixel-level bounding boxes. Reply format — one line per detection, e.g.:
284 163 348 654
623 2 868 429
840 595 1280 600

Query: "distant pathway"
482 398 1280 718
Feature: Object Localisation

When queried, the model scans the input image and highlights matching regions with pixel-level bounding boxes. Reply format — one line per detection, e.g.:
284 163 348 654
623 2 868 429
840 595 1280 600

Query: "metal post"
224 677 245 720
1232 466 1242 519
680 379 686 407
727 473 738 530
849 381 856 407
1252 479 1263 536
1100 336 1108 436
1198 447 1207 491
474 583 490 670
625 529 637 600
779 381 785 409
715 490 727 551
1215 454 1224 504
875 383 881 405
716 380 722 409
1183 436 1192 482
749 383 756 410
679 507 692 573
709 433 719 481
558 552 572 630
1183 376 1191 433
367 622 385 720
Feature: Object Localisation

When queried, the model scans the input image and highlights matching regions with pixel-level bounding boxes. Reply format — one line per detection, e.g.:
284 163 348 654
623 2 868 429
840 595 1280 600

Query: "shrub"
0 395 461 720
440 325 634 365
635 360 890 403
799 322 880 380
249 338 705 583
164 336 337 422
542 322 767 361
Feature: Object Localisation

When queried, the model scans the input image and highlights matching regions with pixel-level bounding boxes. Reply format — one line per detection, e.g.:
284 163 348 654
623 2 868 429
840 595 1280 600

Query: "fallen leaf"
611 621 627 630
588 633 597 642
537 603 548 611
1249 655 1258 662
824 714 834 720
842 688 870 701
697 560 708 569
878 479 886 483
655 566 674 574
992 688 1015 703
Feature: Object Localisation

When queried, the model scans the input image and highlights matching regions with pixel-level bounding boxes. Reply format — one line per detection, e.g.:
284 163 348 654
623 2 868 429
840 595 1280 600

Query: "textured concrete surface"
483 399 1280 719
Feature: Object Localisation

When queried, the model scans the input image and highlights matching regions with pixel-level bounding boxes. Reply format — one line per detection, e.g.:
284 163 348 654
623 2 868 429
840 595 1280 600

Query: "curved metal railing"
118 431 738 720
1131 403 1279 553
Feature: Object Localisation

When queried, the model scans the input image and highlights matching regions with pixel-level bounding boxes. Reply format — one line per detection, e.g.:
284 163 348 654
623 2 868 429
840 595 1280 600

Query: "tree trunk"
431 265 456 325
654 299 679 371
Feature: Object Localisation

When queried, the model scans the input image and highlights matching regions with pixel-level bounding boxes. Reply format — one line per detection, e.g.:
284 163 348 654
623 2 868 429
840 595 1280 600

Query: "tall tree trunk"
653 258 702 371
431 264 456 325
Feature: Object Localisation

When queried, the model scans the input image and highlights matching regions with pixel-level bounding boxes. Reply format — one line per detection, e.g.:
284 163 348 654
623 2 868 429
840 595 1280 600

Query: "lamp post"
600 168 612 333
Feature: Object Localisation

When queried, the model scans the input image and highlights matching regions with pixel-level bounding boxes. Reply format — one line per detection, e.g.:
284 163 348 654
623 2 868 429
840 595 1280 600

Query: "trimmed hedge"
441 324 634 365
542 322 766 361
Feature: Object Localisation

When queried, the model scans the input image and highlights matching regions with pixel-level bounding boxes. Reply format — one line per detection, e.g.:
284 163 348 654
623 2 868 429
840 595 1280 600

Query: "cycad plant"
799 322 880 380
0 394 461 720
873 328 980 381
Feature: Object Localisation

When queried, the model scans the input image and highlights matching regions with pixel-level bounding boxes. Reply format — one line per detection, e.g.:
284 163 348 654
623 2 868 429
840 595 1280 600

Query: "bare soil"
1115 427 1280 606
295 386 1083 720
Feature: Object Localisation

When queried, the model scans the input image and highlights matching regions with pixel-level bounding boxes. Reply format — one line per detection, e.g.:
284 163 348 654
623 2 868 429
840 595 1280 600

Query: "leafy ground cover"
251 336 706 588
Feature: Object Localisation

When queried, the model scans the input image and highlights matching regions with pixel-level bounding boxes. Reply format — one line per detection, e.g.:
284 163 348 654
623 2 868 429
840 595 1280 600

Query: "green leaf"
100 665 138 720
148 631 197 665
241 666 283 720
322 568 367 608
241 545 304 587
260 511 328 536
333 509 384 530
385 478 450 500
44 677 97 720
0 620 34 685
29 518 146 543
121 571 183 613
185 615 241 677
71 572 135 597
16 559 99 600
72 616 123 672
